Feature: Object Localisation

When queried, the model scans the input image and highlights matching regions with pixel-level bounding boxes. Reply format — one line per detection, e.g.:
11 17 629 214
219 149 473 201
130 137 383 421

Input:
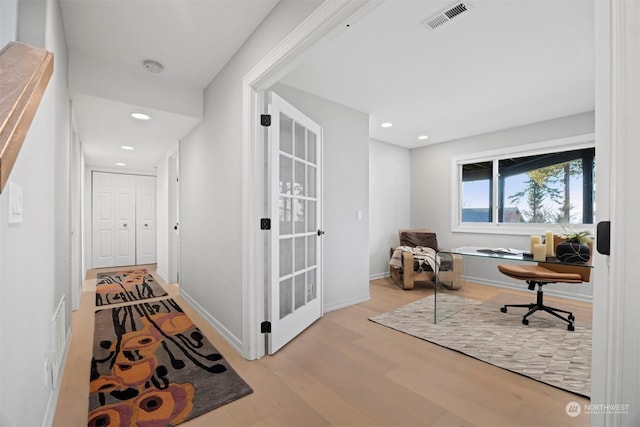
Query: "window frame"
450 133 596 236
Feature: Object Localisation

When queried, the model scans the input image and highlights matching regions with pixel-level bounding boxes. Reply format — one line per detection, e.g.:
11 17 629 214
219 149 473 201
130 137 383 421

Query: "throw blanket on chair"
390 246 440 272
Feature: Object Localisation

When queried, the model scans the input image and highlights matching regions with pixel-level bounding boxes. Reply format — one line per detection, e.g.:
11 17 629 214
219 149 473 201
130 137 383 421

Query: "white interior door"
92 172 136 267
268 92 323 354
136 175 156 265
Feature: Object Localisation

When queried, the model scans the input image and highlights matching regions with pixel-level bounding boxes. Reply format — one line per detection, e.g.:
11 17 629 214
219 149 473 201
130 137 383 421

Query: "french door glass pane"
279 196 291 235
295 236 306 271
280 155 292 195
280 113 293 155
279 238 292 277
295 161 306 196
307 234 316 268
295 274 305 309
307 165 316 198
307 131 316 164
279 278 292 319
307 269 316 301
295 122 305 160
294 199 305 233
307 200 316 232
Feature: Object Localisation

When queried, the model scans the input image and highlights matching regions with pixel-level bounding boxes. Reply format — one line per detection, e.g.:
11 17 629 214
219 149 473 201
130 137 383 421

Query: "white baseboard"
179 289 247 358
323 293 371 313
155 267 169 283
466 276 593 303
369 271 390 280
42 329 71 427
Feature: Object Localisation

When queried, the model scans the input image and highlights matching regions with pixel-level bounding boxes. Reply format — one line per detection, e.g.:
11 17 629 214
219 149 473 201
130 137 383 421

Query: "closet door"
136 175 156 265
92 172 136 267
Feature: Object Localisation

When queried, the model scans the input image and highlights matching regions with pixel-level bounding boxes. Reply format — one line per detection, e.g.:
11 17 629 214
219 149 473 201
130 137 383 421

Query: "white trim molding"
592 0 640 425
241 1 380 360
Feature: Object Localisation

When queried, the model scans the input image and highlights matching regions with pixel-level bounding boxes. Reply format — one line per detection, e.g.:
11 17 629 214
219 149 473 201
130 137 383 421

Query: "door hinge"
260 218 271 230
261 321 271 333
260 114 271 127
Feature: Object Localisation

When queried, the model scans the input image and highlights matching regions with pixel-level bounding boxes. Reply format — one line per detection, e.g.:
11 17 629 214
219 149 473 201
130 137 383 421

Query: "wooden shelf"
0 42 54 193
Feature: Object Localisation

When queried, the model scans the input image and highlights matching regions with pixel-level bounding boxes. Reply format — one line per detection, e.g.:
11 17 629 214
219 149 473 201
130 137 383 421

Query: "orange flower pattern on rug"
89 299 253 426
95 269 168 307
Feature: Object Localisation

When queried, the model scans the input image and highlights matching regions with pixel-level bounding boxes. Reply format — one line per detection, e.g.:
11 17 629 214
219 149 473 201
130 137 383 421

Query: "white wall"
0 0 18 47
271 83 370 312
0 0 72 423
411 111 595 300
179 0 323 351
369 139 410 279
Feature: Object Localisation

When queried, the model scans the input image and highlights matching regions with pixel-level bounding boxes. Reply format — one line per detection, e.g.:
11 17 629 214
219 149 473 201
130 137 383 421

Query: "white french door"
268 93 323 354
91 172 157 268
136 175 156 265
92 172 136 267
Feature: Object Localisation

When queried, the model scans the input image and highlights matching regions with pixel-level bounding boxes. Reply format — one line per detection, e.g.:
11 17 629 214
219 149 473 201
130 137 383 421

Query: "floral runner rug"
95 269 168 307
88 298 253 426
370 294 591 398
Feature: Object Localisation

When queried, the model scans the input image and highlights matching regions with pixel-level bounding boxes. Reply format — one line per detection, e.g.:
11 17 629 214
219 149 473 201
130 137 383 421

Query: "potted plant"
556 228 593 264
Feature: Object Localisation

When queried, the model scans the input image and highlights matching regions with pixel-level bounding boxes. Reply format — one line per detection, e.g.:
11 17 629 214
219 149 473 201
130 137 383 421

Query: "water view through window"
461 148 595 225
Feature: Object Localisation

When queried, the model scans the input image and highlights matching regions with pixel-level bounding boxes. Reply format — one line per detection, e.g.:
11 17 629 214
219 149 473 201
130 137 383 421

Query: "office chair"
497 239 592 331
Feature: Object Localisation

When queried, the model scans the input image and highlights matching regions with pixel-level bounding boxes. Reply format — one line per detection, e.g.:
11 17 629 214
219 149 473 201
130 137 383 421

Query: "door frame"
85 167 158 270
591 0 640 422
240 0 380 359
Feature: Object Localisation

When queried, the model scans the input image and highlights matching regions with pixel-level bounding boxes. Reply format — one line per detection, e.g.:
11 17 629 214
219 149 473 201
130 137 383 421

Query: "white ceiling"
60 0 595 171
60 0 280 170
281 0 595 148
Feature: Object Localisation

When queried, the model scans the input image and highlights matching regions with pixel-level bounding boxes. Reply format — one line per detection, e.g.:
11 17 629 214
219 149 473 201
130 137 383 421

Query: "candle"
545 231 555 256
533 243 546 261
530 235 542 254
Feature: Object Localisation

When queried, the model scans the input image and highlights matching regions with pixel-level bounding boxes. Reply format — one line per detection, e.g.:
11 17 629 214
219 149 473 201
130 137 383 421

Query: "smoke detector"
143 59 164 73
422 1 473 31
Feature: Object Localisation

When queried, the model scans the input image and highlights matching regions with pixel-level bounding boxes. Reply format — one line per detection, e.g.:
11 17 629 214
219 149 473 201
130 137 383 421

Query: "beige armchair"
389 229 464 290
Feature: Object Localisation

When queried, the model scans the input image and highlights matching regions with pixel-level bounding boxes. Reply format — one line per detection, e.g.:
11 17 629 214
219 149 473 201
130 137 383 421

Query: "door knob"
317 229 325 236
145 224 148 227
123 224 127 227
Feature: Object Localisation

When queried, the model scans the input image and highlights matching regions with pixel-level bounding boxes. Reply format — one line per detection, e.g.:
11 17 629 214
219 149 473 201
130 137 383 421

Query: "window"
453 134 595 232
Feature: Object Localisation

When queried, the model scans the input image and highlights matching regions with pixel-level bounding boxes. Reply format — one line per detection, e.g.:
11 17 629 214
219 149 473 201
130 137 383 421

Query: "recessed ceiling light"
418 135 429 140
131 112 150 120
121 145 135 150
115 162 126 166
381 122 393 128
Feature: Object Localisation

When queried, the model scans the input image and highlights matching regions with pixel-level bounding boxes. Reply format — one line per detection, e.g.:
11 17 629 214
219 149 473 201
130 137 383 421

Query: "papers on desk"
476 248 525 255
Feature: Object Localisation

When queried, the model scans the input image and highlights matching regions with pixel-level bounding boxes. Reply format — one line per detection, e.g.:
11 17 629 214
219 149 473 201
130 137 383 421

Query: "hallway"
53 273 590 426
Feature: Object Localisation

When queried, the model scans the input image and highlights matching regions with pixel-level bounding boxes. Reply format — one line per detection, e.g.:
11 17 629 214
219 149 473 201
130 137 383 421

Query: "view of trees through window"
461 148 595 225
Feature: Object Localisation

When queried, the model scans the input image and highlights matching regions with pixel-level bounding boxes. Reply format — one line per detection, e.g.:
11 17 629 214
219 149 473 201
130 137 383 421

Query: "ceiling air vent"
422 1 473 31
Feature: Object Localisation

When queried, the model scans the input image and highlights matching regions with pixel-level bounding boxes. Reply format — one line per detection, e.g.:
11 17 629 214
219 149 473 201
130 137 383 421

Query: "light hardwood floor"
53 268 591 427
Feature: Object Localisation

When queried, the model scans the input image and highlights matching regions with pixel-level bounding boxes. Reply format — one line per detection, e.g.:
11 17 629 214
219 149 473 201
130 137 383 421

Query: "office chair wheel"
568 323 575 331
568 314 575 321
500 307 507 313
522 318 529 325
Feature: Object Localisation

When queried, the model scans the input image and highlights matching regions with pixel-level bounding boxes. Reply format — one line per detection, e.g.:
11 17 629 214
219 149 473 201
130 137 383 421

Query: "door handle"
123 223 127 227
597 221 610 255
144 224 148 227
317 229 325 236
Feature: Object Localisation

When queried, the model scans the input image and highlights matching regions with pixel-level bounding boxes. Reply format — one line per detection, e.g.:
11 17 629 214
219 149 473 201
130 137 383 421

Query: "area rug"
370 294 591 397
95 269 168 307
88 298 253 426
